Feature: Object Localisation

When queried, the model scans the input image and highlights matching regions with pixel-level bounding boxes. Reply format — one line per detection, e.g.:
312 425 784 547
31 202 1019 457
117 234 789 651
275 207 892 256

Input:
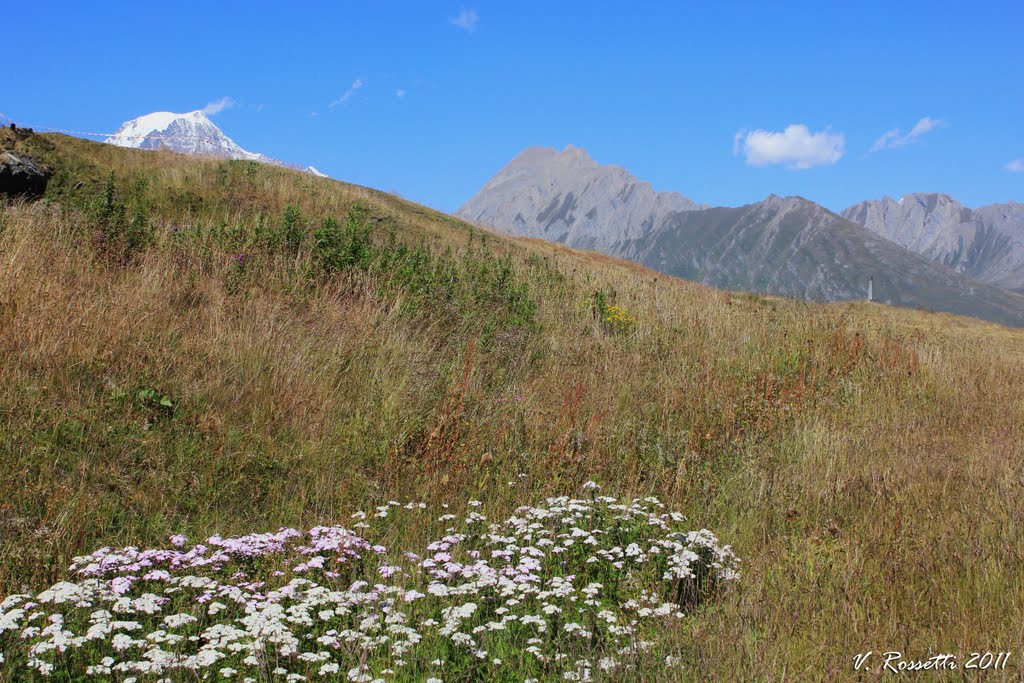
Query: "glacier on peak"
106 110 325 177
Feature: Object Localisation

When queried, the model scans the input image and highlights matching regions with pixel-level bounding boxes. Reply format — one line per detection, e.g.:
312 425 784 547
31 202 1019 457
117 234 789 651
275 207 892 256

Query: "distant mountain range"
106 111 326 177
842 194 1024 292
458 146 1024 327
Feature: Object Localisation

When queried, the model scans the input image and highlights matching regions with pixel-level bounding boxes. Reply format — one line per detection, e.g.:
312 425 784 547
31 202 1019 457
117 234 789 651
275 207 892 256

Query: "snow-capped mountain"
106 110 326 177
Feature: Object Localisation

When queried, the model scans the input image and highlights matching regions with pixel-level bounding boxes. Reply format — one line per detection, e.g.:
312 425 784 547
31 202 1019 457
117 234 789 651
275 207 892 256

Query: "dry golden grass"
1 132 1024 679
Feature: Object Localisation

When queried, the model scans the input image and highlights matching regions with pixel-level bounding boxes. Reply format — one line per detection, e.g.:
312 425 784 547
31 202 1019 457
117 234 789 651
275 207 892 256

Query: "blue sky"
4 1 1022 212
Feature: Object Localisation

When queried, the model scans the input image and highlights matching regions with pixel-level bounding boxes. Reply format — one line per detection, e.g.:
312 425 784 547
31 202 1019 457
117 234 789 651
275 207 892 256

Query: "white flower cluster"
0 492 738 680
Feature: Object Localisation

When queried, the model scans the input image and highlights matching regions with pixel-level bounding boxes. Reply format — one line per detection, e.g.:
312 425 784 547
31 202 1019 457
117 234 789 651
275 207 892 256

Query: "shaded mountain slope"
639 196 1024 326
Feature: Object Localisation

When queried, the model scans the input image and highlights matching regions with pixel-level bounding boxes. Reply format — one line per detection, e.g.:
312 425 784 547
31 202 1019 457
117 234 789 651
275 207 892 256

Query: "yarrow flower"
0 492 737 680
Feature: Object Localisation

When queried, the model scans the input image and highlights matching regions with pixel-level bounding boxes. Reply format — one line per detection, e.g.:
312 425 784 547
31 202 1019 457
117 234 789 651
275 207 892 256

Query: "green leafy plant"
91 173 152 262
281 204 304 255
313 204 372 274
135 387 175 421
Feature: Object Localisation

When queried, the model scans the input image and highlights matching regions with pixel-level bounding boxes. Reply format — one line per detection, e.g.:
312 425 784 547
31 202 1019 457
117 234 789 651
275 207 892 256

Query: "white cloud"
201 97 234 116
450 8 479 32
1007 159 1024 172
732 130 746 157
330 79 364 107
734 124 845 169
870 116 945 151
395 88 407 99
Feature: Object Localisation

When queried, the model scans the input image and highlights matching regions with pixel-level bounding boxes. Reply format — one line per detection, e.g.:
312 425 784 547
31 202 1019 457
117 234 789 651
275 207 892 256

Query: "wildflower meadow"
0 484 738 681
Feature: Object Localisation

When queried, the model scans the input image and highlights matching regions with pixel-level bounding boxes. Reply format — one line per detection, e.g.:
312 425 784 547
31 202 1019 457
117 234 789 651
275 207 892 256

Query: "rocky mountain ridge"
458 146 704 253
458 146 1024 327
842 193 1024 292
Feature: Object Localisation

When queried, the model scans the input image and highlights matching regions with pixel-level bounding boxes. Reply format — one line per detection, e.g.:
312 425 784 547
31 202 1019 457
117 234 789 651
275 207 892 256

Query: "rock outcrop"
0 150 51 199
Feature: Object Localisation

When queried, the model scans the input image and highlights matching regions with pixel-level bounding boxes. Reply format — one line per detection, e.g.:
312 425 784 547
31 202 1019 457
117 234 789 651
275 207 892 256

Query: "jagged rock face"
460 148 1024 327
457 146 704 253
107 111 327 177
842 194 976 263
0 151 51 199
972 202 1024 289
842 194 1024 292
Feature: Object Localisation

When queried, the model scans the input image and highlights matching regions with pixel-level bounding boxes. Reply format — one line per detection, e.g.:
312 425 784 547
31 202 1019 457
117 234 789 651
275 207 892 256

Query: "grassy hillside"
2 130 1024 680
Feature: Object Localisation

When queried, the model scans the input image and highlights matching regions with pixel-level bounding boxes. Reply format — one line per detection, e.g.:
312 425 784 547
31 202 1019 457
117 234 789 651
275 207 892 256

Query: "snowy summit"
106 110 327 177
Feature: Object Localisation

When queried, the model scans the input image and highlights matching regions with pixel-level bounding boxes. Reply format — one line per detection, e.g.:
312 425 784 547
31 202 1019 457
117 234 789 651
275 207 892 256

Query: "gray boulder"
0 151 52 199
